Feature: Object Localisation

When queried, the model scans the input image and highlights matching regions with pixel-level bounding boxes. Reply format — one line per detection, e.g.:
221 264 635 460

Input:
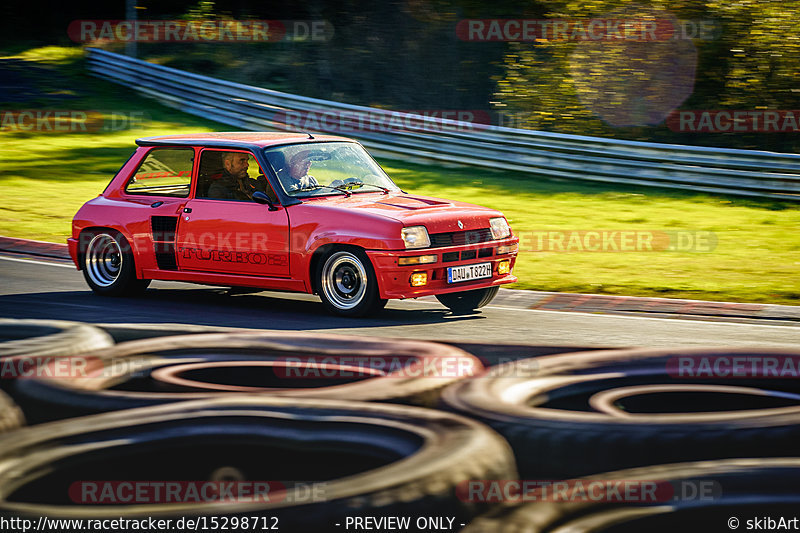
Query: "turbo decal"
179 247 288 267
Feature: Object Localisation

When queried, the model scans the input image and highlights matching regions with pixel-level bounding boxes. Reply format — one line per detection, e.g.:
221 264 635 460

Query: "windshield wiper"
345 181 391 194
297 185 351 197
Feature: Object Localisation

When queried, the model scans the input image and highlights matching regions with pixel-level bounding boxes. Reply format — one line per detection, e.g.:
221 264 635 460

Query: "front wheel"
436 285 499 314
82 231 150 296
317 249 385 317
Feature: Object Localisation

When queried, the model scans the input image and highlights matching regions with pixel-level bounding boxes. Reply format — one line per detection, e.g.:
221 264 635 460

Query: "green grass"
2 46 799 306
384 161 800 305
0 45 229 241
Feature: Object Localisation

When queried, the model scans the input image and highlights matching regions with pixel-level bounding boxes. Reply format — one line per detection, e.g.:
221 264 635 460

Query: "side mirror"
252 191 278 211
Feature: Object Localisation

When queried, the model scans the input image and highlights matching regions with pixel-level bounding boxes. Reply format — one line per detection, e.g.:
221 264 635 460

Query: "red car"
69 132 519 317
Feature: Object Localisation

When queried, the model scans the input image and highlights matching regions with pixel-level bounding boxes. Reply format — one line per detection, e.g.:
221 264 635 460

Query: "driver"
286 150 320 190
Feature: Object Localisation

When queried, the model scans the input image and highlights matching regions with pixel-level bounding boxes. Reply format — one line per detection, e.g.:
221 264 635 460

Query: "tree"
493 0 800 151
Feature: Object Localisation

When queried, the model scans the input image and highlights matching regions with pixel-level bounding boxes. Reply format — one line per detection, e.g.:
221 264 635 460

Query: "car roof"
135 132 356 149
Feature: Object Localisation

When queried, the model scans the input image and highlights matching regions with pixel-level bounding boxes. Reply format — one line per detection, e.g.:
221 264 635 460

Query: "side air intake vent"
151 216 178 270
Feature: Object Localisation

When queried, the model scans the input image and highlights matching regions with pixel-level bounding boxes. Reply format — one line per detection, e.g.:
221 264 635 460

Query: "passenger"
207 152 264 201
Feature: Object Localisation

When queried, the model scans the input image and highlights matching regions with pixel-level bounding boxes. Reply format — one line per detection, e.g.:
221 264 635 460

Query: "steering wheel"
342 177 363 189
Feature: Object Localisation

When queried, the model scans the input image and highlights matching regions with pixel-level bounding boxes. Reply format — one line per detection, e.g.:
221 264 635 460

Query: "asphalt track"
1 254 799 349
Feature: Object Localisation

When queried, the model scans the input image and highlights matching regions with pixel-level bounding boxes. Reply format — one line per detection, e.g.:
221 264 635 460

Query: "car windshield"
263 142 400 197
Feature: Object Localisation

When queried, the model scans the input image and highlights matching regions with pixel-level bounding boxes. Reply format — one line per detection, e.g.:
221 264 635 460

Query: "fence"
86 48 800 201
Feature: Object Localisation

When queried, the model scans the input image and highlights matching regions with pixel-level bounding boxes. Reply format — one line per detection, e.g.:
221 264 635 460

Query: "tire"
316 248 385 317
0 390 24 433
0 319 115 394
0 396 516 532
463 458 800 532
0 319 114 359
91 322 240 343
441 346 800 478
82 230 150 296
436 286 499 314
13 331 483 422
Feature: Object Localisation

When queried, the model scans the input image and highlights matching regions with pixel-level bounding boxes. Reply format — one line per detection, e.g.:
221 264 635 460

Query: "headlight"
402 226 430 249
489 217 511 240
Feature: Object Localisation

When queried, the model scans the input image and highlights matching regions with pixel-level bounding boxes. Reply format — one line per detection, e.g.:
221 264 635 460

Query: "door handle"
150 201 163 208
183 207 192 213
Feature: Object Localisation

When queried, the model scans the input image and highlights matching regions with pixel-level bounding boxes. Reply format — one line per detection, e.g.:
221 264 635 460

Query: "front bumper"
367 236 519 300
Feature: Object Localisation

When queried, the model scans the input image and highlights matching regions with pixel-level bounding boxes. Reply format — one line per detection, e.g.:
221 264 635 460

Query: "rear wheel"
436 285 499 314
317 249 385 317
82 231 150 296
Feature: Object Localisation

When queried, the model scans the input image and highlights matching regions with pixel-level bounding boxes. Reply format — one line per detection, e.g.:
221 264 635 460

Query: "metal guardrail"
86 47 800 201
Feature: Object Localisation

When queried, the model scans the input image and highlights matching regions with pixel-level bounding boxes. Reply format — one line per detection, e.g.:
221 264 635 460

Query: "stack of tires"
0 319 116 429
2 320 798 531
0 320 513 532
10 330 486 422
441 346 800 531
0 397 515 531
462 458 800 532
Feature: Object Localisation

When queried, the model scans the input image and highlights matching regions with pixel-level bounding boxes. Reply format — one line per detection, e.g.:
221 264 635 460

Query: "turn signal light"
398 255 438 266
497 243 518 255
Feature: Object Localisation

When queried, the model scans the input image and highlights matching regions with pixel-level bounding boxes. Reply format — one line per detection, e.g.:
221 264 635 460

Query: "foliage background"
2 0 798 152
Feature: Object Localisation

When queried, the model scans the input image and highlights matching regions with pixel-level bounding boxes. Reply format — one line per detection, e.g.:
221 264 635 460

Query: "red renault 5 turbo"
69 132 519 317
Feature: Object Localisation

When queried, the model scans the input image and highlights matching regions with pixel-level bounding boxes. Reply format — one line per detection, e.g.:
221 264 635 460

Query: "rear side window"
125 148 194 197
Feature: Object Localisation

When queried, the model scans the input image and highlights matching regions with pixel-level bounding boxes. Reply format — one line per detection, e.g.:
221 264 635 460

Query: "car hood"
300 192 504 233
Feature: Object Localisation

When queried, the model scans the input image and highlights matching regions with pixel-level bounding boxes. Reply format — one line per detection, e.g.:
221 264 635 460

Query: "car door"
175 149 290 278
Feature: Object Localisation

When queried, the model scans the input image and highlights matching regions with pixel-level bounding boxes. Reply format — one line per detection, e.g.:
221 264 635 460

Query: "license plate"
447 262 492 284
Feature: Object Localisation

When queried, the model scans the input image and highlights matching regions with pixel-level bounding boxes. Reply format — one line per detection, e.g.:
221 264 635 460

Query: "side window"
197 150 277 203
125 148 194 197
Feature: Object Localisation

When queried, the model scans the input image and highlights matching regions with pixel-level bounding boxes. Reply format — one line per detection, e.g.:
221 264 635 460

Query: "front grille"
443 249 494 263
429 228 493 247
